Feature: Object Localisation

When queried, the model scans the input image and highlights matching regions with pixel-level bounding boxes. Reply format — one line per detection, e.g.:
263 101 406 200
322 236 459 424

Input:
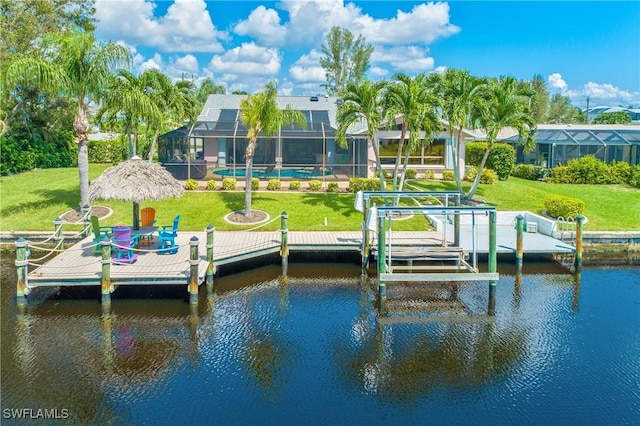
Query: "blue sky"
94 0 640 109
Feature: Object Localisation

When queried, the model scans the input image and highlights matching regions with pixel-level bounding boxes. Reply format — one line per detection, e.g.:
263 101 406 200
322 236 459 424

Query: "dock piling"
206 225 215 292
100 238 112 308
189 236 199 305
488 210 497 316
515 214 524 274
54 217 64 249
15 238 29 308
377 214 387 314
574 215 584 271
81 204 91 238
280 212 289 268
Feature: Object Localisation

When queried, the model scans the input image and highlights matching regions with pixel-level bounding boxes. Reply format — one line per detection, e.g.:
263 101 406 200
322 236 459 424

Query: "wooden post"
132 201 140 231
280 212 289 268
362 196 369 274
15 238 29 308
101 238 112 308
488 210 497 316
81 204 91 238
515 214 524 274
53 217 64 249
574 215 584 271
189 236 199 305
206 225 215 293
377 214 387 313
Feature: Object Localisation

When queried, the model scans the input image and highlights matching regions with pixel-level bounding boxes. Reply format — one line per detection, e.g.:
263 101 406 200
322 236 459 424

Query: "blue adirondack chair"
159 215 180 254
111 226 139 263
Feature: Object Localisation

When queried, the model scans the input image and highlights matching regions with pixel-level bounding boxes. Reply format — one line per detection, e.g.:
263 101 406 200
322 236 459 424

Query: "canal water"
1 258 639 425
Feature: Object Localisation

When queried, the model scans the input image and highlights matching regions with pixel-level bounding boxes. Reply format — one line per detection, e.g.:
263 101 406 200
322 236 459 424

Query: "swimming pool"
214 167 331 179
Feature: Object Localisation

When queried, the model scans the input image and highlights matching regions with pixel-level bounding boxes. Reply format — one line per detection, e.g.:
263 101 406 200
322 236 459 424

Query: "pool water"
1 261 639 425
214 167 331 178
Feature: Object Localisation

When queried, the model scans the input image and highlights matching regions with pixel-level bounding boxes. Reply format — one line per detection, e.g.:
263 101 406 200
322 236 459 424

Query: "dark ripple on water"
1 260 639 425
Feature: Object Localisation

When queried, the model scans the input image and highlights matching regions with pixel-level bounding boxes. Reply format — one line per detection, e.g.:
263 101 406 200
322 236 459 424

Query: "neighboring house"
474 124 640 168
586 106 640 124
158 94 476 180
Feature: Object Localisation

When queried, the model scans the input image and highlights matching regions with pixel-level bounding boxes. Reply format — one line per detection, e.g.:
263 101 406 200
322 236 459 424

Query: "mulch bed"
226 210 268 224
60 206 111 223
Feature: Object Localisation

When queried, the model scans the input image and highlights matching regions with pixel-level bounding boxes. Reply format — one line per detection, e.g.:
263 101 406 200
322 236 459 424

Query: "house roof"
192 94 342 139
474 124 640 146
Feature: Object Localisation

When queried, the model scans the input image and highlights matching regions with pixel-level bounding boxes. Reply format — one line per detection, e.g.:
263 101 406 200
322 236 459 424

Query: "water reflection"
1 259 638 425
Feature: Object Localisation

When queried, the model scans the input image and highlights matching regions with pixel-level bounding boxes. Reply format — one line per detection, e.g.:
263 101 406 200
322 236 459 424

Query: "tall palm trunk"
466 144 492 201
244 137 257 217
74 106 90 207
392 125 407 192
148 129 160 161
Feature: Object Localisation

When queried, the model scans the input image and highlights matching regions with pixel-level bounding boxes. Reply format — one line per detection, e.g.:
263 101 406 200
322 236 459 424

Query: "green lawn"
1 166 638 232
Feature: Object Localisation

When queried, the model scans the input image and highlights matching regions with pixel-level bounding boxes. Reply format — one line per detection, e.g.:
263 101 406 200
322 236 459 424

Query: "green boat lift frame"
355 191 499 314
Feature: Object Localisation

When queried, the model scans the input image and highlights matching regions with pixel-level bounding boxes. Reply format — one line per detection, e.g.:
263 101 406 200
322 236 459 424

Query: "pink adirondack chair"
112 226 139 263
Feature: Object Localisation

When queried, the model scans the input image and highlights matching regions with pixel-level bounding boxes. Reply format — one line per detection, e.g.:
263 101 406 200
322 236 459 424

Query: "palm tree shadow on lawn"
301 193 357 217
217 192 280 223
0 188 80 218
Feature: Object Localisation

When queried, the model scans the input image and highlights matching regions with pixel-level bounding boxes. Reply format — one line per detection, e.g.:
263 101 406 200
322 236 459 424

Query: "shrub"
289 180 301 190
463 166 478 182
405 168 418 179
308 180 322 191
547 155 610 184
221 177 237 190
88 138 126 163
205 180 217 190
466 142 515 180
512 164 548 180
251 177 260 190
184 179 199 190
326 182 339 192
479 168 499 184
267 178 281 190
348 177 382 192
544 194 585 219
422 169 435 180
628 165 640 188
442 170 455 181
608 161 631 184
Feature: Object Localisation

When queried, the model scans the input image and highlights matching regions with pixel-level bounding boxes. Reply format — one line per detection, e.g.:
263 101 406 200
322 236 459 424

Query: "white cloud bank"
548 72 640 108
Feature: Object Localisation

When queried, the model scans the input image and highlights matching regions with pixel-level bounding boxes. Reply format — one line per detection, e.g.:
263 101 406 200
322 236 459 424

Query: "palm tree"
239 81 306 218
336 79 388 189
145 71 197 161
98 69 161 158
196 77 225 105
4 31 131 206
436 69 487 196
467 76 536 200
384 72 441 193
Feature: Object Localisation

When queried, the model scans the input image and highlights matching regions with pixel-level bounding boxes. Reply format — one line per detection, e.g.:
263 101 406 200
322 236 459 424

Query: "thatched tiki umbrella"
89 156 184 230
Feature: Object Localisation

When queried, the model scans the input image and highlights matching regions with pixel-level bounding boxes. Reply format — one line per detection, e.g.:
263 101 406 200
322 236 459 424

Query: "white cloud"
164 54 201 80
139 53 163 72
548 73 568 92
206 42 281 76
289 50 326 82
372 46 435 73
235 1 458 48
95 0 226 53
233 5 287 46
356 3 460 45
432 66 447 75
368 67 389 78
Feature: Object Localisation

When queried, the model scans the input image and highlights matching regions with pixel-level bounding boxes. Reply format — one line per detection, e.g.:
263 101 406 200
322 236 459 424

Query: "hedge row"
465 142 516 180
547 155 640 187
192 178 344 192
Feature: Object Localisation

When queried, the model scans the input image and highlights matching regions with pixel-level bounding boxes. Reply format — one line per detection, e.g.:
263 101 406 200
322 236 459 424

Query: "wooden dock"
24 228 573 288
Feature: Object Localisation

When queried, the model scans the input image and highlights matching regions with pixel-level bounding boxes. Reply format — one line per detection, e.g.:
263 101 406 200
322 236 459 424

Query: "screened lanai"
158 94 370 180
505 124 640 167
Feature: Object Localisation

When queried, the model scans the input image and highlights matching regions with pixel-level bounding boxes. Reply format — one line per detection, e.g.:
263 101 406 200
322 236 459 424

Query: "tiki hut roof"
89 156 184 204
